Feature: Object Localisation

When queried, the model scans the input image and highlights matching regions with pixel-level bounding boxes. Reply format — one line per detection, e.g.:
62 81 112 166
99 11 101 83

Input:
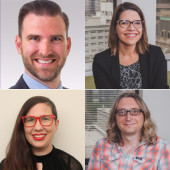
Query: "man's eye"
52 38 60 41
132 110 138 113
120 110 125 114
31 37 38 40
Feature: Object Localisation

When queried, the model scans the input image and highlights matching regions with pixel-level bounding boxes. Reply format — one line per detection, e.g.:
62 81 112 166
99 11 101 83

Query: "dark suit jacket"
9 75 67 89
93 45 169 89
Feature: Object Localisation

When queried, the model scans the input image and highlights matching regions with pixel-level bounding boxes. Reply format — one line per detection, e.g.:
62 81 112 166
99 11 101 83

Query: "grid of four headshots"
0 0 170 170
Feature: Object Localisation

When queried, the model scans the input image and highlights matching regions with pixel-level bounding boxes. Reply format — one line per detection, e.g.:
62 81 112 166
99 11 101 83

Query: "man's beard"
22 53 66 82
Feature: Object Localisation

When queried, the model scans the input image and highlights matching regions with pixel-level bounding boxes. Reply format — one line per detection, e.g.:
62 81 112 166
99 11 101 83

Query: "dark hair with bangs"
108 2 149 56
18 0 69 37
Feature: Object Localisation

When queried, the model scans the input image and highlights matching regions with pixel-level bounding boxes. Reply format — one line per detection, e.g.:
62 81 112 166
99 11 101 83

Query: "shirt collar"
23 72 63 89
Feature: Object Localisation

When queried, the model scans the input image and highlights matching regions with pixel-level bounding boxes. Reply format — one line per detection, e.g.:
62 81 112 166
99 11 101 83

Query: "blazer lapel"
110 54 121 89
139 53 150 89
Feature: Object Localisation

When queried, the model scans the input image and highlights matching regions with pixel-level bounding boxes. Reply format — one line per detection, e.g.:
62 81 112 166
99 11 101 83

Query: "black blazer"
9 75 67 89
93 45 169 89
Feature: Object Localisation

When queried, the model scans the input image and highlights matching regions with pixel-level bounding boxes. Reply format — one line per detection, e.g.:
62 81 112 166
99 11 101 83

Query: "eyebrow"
26 34 65 39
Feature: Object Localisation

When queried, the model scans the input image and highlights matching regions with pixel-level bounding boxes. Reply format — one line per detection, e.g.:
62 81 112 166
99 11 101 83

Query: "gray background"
1 0 85 89
141 90 170 143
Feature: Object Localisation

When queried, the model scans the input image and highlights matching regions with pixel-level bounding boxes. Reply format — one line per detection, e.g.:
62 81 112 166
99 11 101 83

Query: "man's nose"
125 112 133 120
39 40 52 56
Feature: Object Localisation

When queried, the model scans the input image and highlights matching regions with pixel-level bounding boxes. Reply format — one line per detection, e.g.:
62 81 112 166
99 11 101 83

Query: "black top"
93 44 169 89
120 60 142 89
9 75 67 89
0 146 83 170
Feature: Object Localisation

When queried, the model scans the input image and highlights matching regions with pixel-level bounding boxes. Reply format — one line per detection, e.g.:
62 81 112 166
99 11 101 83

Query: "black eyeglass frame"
116 109 143 116
116 20 144 29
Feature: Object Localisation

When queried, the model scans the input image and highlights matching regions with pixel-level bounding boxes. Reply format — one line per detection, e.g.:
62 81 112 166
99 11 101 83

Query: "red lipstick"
32 134 46 141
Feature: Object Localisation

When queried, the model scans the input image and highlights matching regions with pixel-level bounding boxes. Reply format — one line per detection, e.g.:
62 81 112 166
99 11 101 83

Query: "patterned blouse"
120 60 142 89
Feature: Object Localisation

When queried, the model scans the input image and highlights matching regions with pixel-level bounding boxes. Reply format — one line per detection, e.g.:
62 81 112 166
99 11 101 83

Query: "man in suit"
10 0 71 89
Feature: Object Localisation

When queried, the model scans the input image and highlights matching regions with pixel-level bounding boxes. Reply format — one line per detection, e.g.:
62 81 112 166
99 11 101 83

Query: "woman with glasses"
93 2 168 89
0 96 83 170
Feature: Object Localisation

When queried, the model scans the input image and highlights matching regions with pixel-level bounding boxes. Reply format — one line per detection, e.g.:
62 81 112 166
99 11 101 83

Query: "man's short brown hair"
18 0 69 37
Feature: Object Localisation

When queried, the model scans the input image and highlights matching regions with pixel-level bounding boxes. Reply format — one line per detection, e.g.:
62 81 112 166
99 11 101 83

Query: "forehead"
21 13 66 37
26 103 52 117
119 10 141 20
117 97 140 110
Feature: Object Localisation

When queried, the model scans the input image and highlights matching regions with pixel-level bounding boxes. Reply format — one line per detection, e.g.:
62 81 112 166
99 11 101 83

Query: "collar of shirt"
114 140 146 158
23 72 63 89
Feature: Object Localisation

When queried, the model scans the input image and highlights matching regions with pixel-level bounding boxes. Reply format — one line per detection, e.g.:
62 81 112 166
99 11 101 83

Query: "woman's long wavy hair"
106 92 157 146
108 2 149 56
3 96 58 170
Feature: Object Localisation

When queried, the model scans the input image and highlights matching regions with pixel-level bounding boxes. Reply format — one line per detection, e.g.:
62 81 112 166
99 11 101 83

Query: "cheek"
22 41 38 57
24 127 32 140
52 43 67 56
137 115 144 127
116 116 124 127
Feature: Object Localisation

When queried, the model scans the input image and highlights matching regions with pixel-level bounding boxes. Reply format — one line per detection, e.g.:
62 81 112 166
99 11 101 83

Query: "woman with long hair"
0 96 83 170
93 2 168 89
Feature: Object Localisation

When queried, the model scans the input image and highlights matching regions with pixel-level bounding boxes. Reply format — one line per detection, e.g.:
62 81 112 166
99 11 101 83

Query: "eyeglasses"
117 20 144 29
116 109 143 116
22 115 56 127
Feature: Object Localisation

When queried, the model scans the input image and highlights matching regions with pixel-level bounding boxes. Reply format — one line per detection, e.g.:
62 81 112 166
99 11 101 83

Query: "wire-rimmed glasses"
116 109 143 116
22 115 56 127
117 20 144 29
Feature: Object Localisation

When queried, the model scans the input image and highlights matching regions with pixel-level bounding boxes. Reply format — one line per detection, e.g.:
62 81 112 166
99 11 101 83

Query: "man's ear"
15 35 22 55
66 37 71 56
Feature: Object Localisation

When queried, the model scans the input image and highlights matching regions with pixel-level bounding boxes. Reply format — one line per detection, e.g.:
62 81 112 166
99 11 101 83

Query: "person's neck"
118 42 139 66
33 144 53 156
120 132 141 155
119 42 137 57
25 70 61 89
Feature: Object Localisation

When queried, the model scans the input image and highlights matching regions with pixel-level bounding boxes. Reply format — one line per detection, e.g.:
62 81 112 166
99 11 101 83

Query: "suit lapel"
139 53 150 89
110 54 121 89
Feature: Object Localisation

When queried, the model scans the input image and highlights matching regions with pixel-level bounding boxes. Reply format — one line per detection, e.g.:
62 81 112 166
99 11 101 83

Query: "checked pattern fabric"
87 136 170 170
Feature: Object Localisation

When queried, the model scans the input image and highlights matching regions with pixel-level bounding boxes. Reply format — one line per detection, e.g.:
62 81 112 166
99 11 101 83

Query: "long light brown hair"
106 92 157 146
108 2 149 56
3 96 58 170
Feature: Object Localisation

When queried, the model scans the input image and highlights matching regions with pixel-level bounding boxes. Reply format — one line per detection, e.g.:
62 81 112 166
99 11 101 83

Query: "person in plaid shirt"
87 92 170 170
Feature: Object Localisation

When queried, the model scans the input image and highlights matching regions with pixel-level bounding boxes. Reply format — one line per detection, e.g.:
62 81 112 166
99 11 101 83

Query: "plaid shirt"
87 136 170 170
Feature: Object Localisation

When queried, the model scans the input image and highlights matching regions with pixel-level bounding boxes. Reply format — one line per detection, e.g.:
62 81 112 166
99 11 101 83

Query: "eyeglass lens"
117 109 141 116
24 116 53 126
120 20 142 28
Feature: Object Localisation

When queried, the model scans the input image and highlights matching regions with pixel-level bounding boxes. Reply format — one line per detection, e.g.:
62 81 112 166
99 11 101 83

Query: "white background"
0 90 85 169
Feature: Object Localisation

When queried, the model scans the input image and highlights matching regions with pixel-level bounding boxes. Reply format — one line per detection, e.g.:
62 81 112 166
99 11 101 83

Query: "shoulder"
95 137 114 148
0 159 5 170
148 44 162 51
150 136 170 151
54 148 83 169
156 136 170 146
93 48 112 62
147 44 164 58
9 75 29 89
